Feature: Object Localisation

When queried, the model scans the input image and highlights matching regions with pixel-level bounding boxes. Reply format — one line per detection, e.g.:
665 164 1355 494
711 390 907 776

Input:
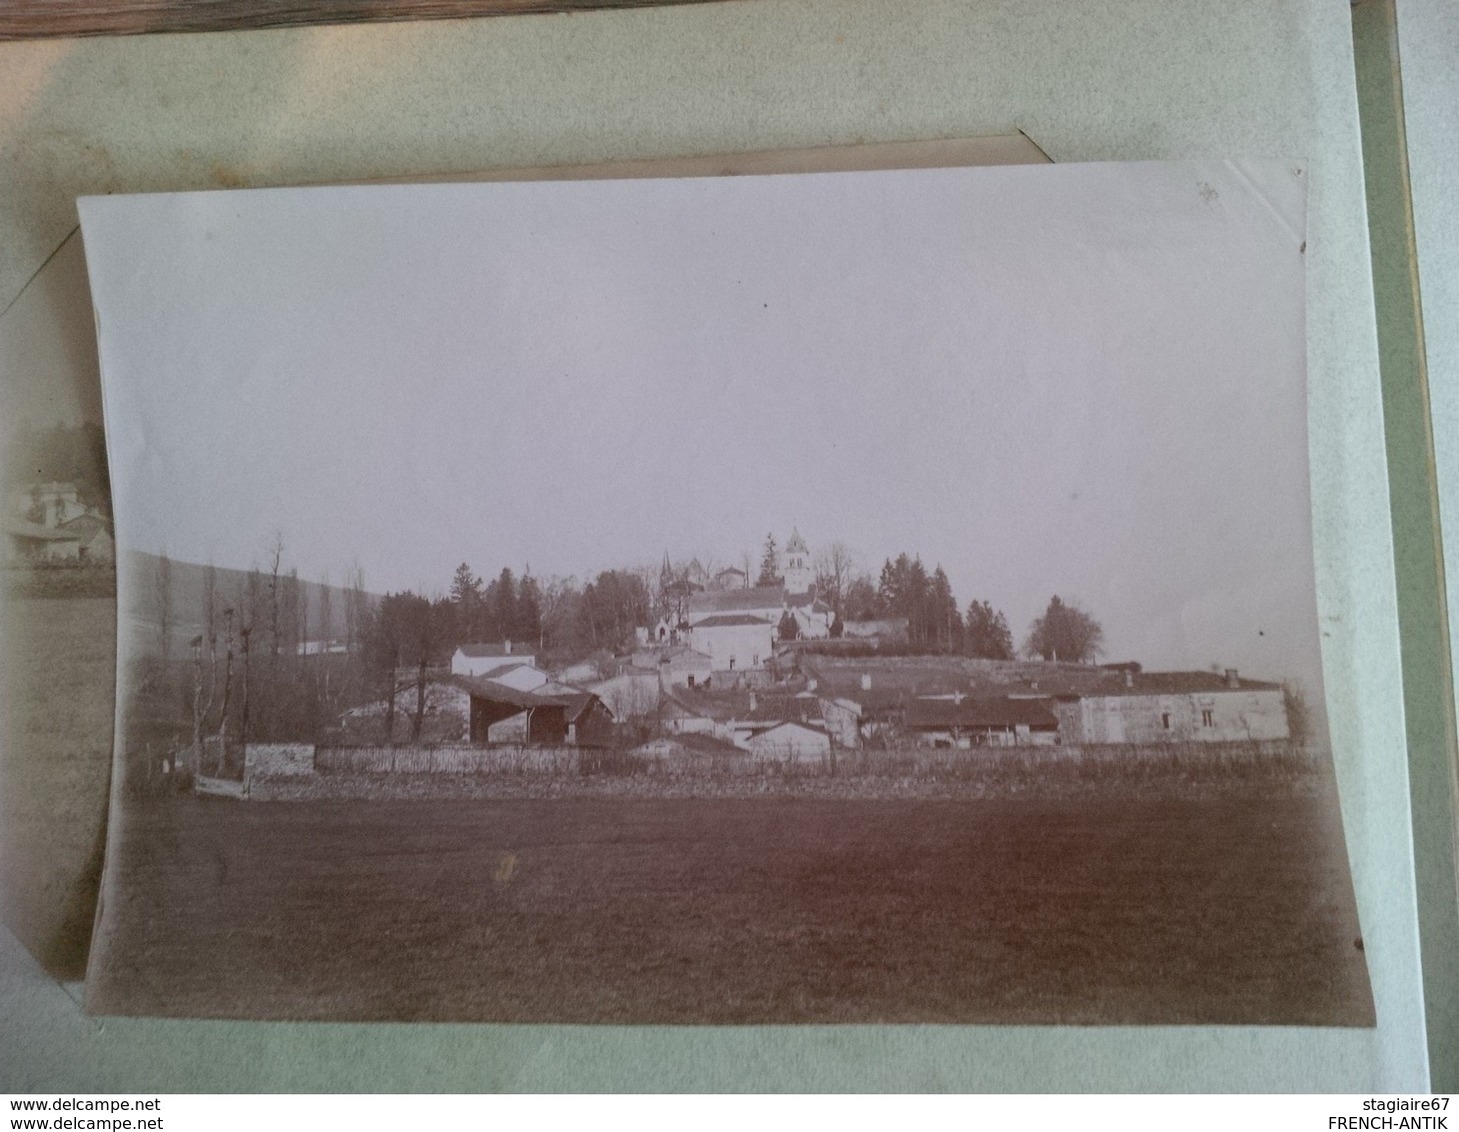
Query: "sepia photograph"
72 158 1374 1025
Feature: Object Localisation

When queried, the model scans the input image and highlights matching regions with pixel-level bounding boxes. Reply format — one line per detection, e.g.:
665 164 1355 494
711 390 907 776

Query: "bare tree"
1282 680 1314 748
344 561 366 655
239 624 253 757
813 541 855 614
154 552 174 662
317 570 332 652
266 532 285 667
216 606 235 756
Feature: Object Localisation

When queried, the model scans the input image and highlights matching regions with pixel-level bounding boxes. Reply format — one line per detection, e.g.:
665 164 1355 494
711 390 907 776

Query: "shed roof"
453 676 561 710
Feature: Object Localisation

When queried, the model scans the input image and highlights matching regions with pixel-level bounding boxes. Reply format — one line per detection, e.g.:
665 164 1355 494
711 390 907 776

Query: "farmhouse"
904 695 1060 748
451 640 537 677
688 614 775 673
1052 668 1288 744
658 691 718 735
747 720 833 761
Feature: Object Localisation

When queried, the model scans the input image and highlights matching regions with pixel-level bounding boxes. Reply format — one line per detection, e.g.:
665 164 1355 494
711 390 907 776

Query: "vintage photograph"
75 159 1374 1024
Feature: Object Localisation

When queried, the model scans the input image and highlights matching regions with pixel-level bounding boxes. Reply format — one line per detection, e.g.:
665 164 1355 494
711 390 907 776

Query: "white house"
631 644 713 688
689 614 774 672
747 720 832 762
451 641 537 677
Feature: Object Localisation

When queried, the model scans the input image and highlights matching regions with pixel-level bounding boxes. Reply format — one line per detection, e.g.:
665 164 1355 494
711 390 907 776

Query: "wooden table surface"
0 0 721 40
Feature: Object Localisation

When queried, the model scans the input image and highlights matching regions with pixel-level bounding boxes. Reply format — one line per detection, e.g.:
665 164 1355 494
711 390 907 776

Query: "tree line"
750 533 1104 663
142 533 1107 773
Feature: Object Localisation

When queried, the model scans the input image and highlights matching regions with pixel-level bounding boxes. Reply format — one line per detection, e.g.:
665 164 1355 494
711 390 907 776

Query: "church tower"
783 528 813 595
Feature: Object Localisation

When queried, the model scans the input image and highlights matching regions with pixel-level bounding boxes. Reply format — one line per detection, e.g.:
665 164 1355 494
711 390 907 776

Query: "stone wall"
315 744 582 775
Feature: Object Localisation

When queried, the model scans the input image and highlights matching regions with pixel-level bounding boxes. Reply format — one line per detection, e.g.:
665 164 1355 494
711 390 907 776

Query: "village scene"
79 520 1373 1028
71 166 1371 1026
111 523 1304 801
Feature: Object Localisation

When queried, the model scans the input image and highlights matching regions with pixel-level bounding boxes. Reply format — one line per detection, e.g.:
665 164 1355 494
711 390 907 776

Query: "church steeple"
784 527 812 595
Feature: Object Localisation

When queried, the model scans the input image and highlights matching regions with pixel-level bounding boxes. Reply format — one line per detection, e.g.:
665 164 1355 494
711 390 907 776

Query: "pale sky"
79 158 1319 689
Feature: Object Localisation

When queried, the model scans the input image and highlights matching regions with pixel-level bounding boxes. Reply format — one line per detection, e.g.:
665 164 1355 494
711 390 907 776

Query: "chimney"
1225 667 1239 689
807 677 818 693
748 691 758 712
504 639 512 655
1124 669 1134 688
861 673 872 692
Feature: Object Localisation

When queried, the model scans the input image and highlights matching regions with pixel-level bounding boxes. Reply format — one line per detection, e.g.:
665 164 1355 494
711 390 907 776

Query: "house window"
728 658 735 671
752 655 760 667
1201 709 1214 727
1161 712 1171 730
686 674 695 688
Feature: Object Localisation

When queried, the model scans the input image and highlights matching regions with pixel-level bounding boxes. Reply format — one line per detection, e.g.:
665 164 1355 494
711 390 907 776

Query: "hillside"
124 550 379 656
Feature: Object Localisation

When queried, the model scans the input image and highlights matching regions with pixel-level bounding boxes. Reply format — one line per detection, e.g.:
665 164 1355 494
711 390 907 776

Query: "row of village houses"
436 637 1292 761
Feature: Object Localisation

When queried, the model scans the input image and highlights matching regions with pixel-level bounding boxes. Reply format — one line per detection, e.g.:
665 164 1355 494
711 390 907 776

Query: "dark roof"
452 676 563 711
661 691 714 720
457 642 535 659
687 586 787 615
559 691 610 723
905 696 1060 730
1000 671 1281 698
745 695 825 724
692 614 773 629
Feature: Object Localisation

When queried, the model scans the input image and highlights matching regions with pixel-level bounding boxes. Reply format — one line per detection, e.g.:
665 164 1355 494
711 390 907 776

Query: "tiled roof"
558 691 608 723
457 642 535 659
691 614 773 629
905 696 1059 729
999 671 1281 698
687 586 786 615
753 719 829 739
478 661 535 681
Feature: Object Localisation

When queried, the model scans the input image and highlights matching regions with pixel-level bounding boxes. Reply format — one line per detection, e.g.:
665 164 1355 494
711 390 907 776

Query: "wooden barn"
460 678 613 747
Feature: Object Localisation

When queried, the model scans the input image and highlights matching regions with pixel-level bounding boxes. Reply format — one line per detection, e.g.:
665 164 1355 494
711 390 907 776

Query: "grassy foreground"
88 783 1374 1025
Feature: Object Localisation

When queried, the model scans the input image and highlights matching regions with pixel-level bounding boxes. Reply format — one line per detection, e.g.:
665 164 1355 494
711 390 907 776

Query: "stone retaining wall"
315 744 582 775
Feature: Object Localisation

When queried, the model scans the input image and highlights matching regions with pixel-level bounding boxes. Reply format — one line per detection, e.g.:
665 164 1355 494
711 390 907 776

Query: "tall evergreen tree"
757 533 781 587
964 600 1015 660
